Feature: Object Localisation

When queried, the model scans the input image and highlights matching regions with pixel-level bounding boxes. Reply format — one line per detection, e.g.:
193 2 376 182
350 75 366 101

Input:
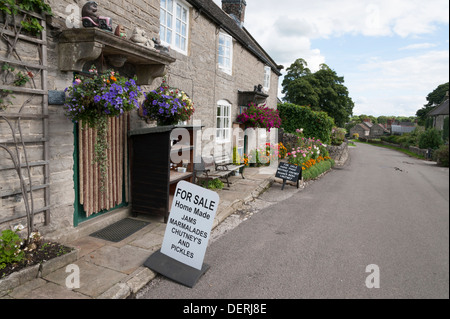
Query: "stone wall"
327 143 349 166
1 0 280 238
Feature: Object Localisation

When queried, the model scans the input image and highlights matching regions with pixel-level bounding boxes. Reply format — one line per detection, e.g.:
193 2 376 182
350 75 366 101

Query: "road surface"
138 143 449 299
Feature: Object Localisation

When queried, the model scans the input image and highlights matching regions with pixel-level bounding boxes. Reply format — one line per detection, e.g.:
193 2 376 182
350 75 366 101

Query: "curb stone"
0 248 78 296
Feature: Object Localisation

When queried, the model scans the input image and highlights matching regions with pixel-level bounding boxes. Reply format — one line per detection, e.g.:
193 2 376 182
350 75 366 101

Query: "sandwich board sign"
275 162 302 190
144 180 219 288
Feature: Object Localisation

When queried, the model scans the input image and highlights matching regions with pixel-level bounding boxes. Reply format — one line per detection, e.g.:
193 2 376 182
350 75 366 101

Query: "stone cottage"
369 123 388 138
0 0 281 241
428 93 449 132
350 123 370 138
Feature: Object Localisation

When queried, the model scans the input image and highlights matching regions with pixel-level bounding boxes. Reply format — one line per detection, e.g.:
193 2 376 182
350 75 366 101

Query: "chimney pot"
222 0 247 26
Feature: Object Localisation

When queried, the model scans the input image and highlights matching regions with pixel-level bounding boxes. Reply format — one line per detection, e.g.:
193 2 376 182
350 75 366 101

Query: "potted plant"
64 66 143 190
140 79 194 126
236 102 281 132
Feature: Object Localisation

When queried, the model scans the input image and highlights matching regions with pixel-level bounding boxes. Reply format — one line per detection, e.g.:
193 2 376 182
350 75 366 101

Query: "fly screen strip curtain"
78 115 128 217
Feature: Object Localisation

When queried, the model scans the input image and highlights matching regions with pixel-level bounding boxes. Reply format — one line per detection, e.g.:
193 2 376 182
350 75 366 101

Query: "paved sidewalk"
1 166 276 299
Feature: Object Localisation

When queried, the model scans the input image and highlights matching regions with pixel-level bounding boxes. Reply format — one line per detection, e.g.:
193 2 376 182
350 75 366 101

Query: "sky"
212 0 449 117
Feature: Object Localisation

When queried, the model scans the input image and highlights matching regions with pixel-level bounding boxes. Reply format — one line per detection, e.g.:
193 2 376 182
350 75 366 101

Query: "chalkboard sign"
276 162 302 190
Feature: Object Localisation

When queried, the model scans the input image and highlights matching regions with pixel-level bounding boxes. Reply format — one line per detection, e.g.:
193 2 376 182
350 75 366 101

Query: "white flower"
13 224 25 232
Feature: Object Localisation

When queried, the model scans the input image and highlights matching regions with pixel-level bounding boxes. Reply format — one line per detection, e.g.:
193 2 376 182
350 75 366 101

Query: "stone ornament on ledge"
82 1 113 32
130 27 155 49
58 29 176 85
115 25 127 38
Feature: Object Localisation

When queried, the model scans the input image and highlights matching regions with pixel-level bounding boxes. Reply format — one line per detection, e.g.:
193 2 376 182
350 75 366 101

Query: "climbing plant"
0 0 52 35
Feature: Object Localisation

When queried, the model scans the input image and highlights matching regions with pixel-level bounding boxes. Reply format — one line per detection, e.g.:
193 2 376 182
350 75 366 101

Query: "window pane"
176 4 181 19
217 106 221 116
176 34 180 48
181 38 186 51
167 14 172 28
176 19 181 33
167 30 172 43
160 9 166 25
182 8 187 22
161 0 166 9
168 0 173 12
160 26 166 41
181 23 186 36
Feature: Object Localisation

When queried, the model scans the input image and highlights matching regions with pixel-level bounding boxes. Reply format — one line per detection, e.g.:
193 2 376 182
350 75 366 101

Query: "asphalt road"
138 143 449 299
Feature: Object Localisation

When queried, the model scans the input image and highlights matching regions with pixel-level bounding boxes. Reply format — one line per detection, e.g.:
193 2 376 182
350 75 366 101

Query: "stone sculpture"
82 1 113 32
130 27 155 49
152 37 170 53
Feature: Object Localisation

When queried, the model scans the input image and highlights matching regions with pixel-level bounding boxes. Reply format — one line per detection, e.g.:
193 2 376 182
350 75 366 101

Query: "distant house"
428 94 449 131
390 125 416 135
370 123 388 138
350 123 370 137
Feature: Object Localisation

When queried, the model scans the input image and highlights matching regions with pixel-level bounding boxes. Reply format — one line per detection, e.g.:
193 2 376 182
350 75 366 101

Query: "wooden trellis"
0 8 50 231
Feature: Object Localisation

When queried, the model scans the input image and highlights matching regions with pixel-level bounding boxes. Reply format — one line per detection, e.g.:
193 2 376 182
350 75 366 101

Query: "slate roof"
361 121 373 129
354 123 370 131
428 98 449 116
186 0 282 76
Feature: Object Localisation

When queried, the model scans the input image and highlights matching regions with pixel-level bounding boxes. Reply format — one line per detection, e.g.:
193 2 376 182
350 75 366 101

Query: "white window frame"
218 32 233 75
263 66 271 91
160 0 189 55
216 100 232 143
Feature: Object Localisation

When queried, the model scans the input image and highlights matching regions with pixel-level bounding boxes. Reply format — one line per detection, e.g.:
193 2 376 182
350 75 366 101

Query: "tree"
282 60 354 127
416 82 449 126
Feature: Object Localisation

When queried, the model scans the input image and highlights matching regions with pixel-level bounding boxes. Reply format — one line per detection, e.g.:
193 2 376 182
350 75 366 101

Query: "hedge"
278 103 335 144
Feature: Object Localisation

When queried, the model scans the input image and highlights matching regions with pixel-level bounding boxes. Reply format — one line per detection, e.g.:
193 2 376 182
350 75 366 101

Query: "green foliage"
0 230 24 270
416 82 449 125
381 127 425 148
278 103 335 144
200 179 224 190
435 144 449 167
331 127 346 146
302 158 335 181
0 89 14 110
282 59 354 127
13 71 31 87
1 0 53 35
418 128 444 150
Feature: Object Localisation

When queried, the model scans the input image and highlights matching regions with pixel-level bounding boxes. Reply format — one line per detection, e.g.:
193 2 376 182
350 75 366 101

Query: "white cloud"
212 0 449 116
348 50 449 116
212 0 449 65
399 43 439 51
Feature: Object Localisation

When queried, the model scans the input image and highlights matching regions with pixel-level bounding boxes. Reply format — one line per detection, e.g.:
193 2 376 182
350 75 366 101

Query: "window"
263 66 271 91
216 100 232 142
218 32 233 74
160 0 189 54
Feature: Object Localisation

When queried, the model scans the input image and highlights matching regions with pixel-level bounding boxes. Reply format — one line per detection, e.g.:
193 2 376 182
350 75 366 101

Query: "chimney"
222 0 247 26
